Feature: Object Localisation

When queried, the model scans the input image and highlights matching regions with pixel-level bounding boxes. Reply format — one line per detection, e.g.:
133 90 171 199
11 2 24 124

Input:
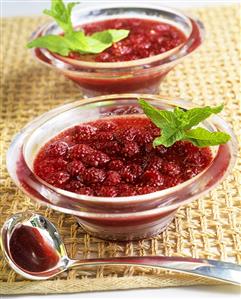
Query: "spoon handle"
69 256 241 286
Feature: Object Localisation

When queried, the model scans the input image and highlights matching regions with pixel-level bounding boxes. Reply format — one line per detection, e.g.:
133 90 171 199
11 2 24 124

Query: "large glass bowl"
30 3 204 97
7 94 237 241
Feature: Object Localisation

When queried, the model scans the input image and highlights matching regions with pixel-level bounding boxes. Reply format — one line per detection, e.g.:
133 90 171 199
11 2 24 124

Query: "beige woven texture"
0 5 241 295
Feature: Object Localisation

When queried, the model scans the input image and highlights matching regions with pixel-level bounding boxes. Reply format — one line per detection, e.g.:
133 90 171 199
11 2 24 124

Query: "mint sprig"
27 0 130 56
43 1 78 34
139 99 231 148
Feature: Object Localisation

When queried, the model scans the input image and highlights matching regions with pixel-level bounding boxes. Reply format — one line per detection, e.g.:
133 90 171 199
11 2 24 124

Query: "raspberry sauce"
69 18 186 62
9 225 59 272
33 116 212 197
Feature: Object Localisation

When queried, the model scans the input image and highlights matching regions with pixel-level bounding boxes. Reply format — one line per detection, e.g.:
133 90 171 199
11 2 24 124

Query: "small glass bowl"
7 94 237 241
30 3 204 97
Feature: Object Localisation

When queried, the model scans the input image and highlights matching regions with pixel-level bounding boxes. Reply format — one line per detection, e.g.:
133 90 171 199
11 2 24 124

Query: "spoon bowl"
0 212 70 280
1 212 241 284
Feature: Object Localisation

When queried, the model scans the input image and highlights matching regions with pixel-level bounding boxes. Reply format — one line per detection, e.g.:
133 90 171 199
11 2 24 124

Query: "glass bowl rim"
16 93 238 206
32 3 204 70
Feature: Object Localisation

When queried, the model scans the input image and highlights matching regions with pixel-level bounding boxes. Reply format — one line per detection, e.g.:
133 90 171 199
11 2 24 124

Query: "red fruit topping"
135 130 153 145
83 151 110 167
155 145 168 155
73 125 96 142
108 159 124 171
66 160 85 176
121 163 142 183
34 116 212 197
118 184 136 196
103 141 120 155
77 18 186 63
70 144 94 160
136 185 156 195
162 161 181 176
65 180 84 192
97 186 118 197
141 170 164 187
146 156 163 171
119 128 140 142
97 121 117 131
84 168 106 184
104 171 121 186
35 158 67 177
45 141 68 157
46 171 70 187
76 187 94 196
122 141 140 158
95 131 114 141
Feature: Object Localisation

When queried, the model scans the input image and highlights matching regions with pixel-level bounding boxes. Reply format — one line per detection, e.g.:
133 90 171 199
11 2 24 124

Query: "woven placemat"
0 5 240 295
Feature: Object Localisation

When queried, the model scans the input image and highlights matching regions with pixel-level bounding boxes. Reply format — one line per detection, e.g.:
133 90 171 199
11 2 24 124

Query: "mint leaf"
27 0 130 56
27 35 70 56
43 0 78 34
92 29 130 44
182 105 223 129
139 99 179 129
138 99 231 148
64 31 89 52
184 128 231 147
153 128 185 147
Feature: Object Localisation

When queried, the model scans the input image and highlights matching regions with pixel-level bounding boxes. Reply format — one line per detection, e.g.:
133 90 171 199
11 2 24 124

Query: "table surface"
2 1 240 298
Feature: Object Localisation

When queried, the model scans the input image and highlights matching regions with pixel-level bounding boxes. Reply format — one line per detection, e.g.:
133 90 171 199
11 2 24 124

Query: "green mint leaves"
27 0 130 56
139 99 231 148
43 1 78 34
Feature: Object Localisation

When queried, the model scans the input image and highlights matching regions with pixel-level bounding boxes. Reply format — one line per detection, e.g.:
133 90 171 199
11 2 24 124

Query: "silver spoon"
1 212 240 285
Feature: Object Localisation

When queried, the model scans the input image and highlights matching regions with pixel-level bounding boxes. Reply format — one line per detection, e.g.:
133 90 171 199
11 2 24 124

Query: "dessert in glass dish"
7 94 237 241
28 0 204 96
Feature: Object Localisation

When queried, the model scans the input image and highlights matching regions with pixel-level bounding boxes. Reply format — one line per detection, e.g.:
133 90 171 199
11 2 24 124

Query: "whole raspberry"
73 125 96 142
122 141 140 158
83 151 110 167
46 141 68 157
67 160 85 176
108 159 124 171
162 161 181 176
46 171 70 187
141 170 164 187
70 144 94 160
84 168 106 184
104 171 121 186
121 163 142 183
97 186 118 197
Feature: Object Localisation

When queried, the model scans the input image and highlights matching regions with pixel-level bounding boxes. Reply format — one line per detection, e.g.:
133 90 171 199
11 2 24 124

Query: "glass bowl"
7 94 237 241
30 3 204 97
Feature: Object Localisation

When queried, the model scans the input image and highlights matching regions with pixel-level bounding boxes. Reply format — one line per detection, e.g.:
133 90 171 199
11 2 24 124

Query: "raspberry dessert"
69 18 186 62
34 116 212 197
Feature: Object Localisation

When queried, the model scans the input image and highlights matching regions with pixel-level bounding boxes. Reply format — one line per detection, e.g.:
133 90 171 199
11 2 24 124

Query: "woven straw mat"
0 4 240 295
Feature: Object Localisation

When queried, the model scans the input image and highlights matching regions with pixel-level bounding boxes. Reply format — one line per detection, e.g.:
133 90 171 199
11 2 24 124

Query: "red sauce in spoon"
9 225 59 273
